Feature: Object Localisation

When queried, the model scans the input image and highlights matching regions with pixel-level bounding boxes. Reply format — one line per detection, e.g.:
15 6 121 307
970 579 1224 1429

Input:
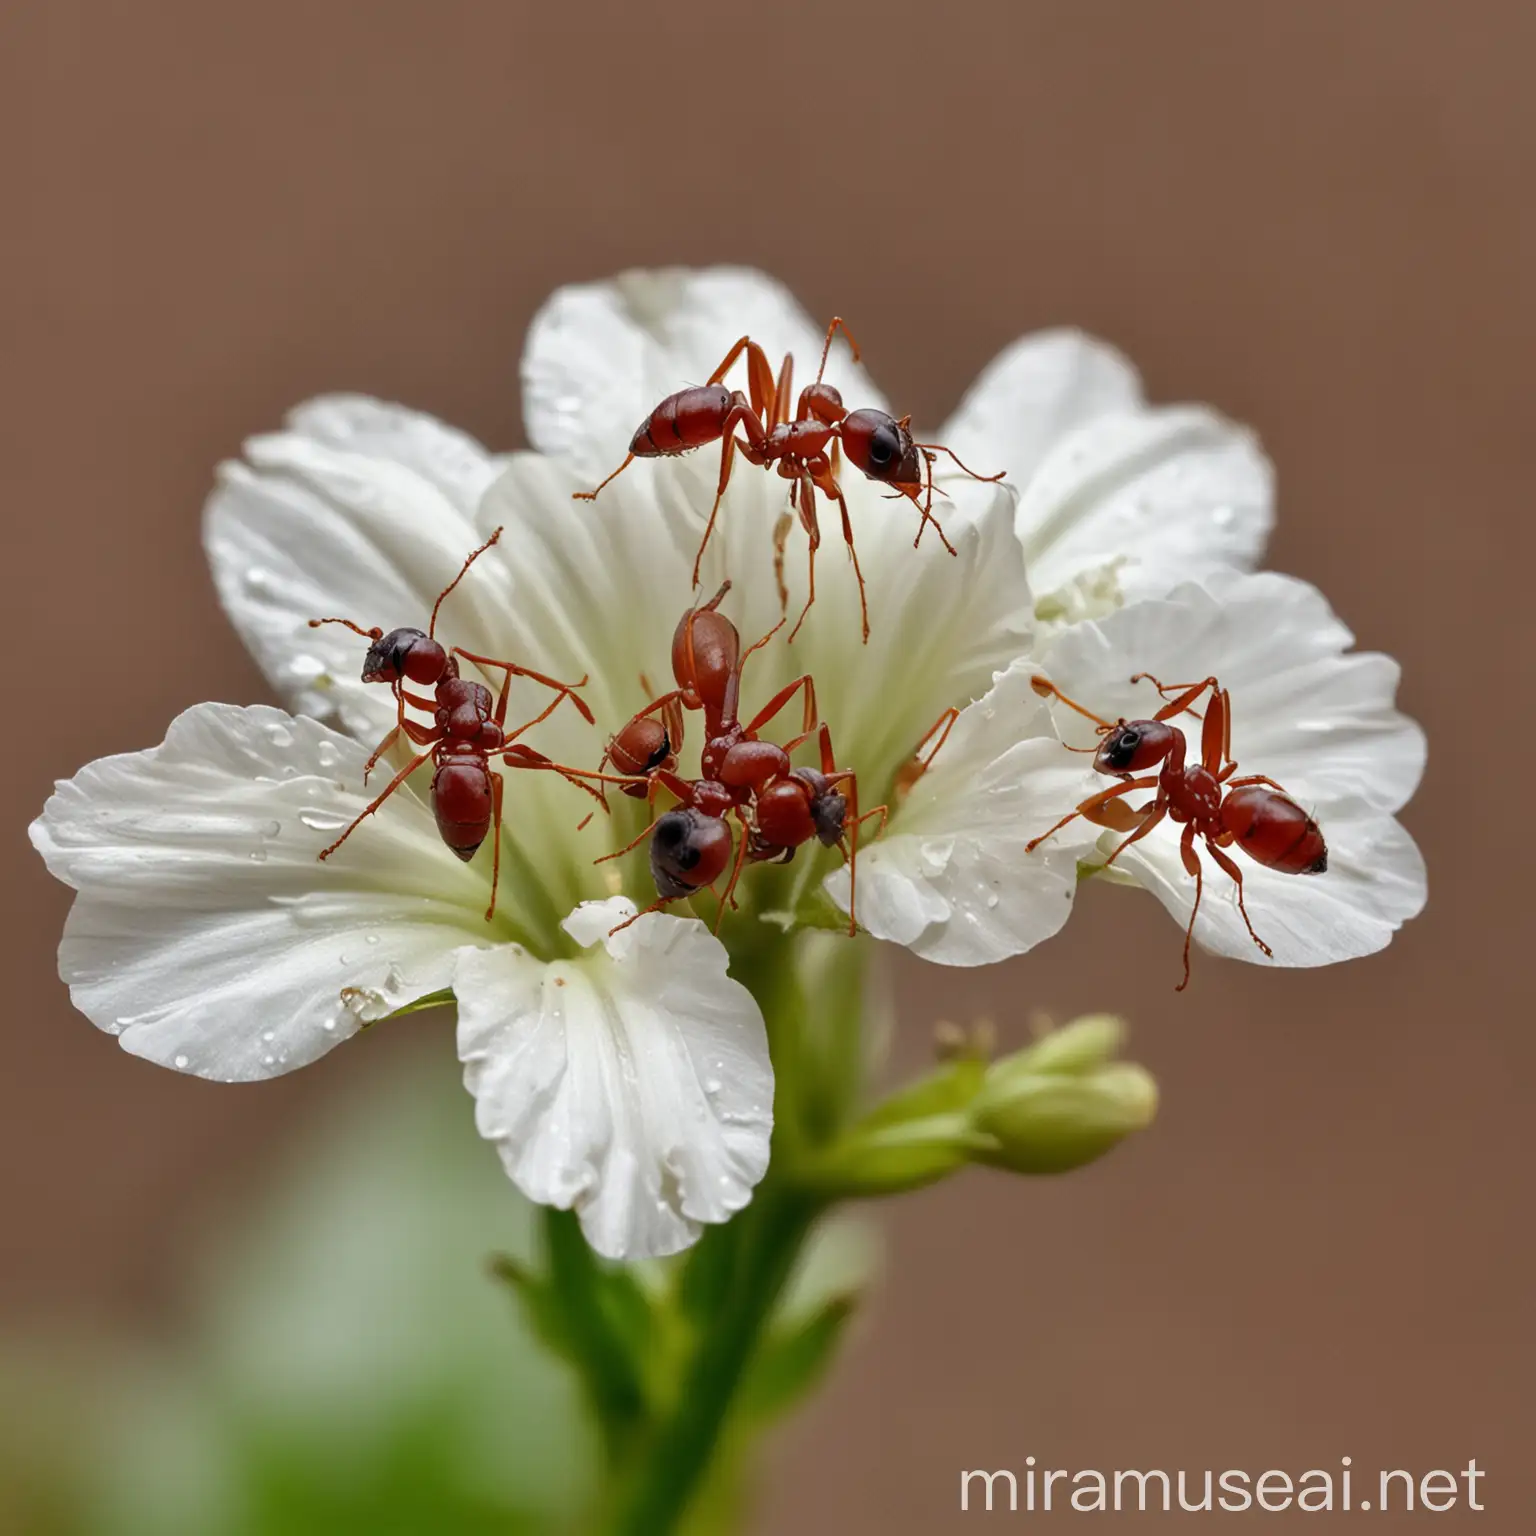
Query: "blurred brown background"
3 1 1531 1530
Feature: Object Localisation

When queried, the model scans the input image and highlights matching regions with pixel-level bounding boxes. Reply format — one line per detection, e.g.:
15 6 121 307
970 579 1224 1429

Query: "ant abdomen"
432 758 493 860
631 385 734 457
1222 786 1328 875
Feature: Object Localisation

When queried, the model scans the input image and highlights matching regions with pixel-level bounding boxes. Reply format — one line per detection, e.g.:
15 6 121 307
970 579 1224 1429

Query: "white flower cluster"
31 268 1425 1259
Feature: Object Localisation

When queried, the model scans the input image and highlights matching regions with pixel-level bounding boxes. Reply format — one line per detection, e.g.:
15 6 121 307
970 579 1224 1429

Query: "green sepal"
739 1292 859 1424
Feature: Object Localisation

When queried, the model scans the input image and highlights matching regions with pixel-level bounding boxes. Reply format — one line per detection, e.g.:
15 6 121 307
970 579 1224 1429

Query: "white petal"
1035 571 1427 969
939 329 1144 486
456 898 773 1261
521 266 887 478
825 663 1100 965
203 396 502 735
28 704 479 1081
1115 799 1426 969
1016 407 1274 601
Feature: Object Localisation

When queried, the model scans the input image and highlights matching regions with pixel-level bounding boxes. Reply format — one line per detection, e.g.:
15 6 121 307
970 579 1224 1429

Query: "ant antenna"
429 526 504 639
815 316 862 385
915 442 1007 484
309 616 382 640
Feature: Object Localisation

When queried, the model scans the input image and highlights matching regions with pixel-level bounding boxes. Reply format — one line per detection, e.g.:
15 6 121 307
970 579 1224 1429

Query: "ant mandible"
1026 672 1328 991
573 317 1005 643
308 528 602 921
598 586 881 935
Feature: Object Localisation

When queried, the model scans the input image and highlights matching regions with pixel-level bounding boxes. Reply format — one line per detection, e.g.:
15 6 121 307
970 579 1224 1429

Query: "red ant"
573 317 1005 643
597 584 881 934
1026 673 1328 991
308 528 603 921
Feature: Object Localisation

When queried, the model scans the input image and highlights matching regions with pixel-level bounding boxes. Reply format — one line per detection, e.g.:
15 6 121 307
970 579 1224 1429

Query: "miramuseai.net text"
959 1459 1486 1515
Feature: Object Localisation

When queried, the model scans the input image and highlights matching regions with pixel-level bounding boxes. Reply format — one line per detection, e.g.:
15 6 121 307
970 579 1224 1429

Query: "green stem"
605 1189 819 1536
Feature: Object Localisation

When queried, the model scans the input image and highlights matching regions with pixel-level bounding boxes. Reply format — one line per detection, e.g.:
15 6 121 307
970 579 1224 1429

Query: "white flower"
519 265 1274 961
1029 569 1427 975
32 262 1410 1262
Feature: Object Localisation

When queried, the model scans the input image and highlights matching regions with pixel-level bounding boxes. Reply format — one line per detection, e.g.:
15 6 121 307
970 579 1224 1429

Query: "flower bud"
970 1017 1157 1175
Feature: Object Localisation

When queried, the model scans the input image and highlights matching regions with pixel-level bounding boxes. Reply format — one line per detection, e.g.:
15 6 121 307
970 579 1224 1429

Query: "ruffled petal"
28 704 479 1081
203 396 504 737
456 898 773 1260
825 662 1099 965
1016 407 1274 603
1115 798 1426 970
521 266 887 479
939 329 1143 487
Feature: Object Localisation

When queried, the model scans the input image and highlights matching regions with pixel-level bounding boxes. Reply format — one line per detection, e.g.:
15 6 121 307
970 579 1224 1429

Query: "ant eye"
867 424 899 467
642 735 672 773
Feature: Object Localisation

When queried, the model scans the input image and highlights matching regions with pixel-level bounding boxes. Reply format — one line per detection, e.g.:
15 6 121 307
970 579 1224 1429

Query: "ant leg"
428 527 503 638
738 615 789 681
692 402 772 588
915 707 961 769
817 463 870 644
705 337 776 409
485 771 505 922
452 650 595 725
593 768 695 863
746 674 818 739
1206 841 1273 960
1100 804 1168 870
607 893 685 936
772 352 794 429
772 511 793 615
712 818 751 934
814 316 862 383
1025 776 1159 853
854 803 890 840
1029 676 1115 731
496 744 621 808
1176 825 1203 992
786 479 823 644
573 454 636 503
1222 772 1293 794
317 749 435 862
1200 687 1232 775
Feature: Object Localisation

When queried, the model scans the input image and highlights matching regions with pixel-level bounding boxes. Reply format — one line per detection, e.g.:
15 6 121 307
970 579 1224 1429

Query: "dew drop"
1212 505 1235 528
263 722 293 748
316 741 341 768
263 820 282 838
248 848 268 862
705 1077 723 1095
919 838 954 874
262 1054 276 1067
261 1029 276 1043
321 1016 338 1032
244 567 272 595
383 963 407 993
299 808 350 832
174 1054 189 1070
364 933 380 946
985 892 1000 909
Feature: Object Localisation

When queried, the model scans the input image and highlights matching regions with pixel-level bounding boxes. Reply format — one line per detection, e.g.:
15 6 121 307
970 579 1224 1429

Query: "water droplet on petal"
261 1029 275 1043
705 1077 723 1095
985 892 1000 909
920 838 954 874
263 820 282 838
316 741 341 768
263 722 293 748
364 933 380 945
244 567 272 595
299 808 350 832
1212 505 1235 528
174 1054 189 1070
248 848 268 862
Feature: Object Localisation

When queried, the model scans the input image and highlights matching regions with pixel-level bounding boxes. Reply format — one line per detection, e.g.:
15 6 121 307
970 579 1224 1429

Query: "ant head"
610 717 674 779
362 627 448 687
649 807 732 898
840 409 921 489
792 768 848 847
1093 718 1176 776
